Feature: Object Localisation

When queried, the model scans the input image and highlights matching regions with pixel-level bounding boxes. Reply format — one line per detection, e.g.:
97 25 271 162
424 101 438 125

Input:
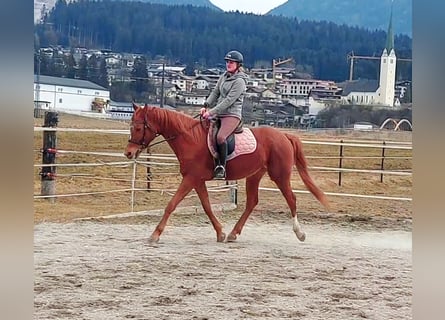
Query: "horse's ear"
132 101 139 110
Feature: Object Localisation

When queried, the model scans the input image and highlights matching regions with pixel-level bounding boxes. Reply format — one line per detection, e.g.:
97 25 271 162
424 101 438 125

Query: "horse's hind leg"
227 170 265 242
194 182 226 242
270 176 306 242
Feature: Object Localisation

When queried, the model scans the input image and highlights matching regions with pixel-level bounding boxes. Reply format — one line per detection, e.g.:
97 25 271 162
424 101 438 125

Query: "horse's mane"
151 107 196 129
149 106 206 141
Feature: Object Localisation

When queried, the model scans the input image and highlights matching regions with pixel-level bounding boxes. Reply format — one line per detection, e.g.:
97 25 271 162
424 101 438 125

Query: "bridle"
128 112 160 149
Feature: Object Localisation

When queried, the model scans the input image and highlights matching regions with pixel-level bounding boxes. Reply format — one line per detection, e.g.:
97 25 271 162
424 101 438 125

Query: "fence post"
131 160 137 212
40 111 59 203
338 139 344 186
227 180 238 205
146 147 151 191
380 141 386 183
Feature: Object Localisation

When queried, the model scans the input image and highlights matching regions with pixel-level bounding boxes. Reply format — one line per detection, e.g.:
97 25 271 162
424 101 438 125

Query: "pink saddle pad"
207 128 257 161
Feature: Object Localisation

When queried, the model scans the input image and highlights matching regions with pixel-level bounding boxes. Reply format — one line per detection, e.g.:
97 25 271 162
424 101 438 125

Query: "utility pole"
160 62 165 108
272 57 293 87
35 51 41 104
34 51 42 117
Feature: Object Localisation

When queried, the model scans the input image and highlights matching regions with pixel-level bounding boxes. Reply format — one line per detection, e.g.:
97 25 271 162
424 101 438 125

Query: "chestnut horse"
124 103 330 243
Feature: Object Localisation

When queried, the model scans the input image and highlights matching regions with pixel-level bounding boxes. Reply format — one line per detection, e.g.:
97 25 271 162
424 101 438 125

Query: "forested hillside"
35 0 412 81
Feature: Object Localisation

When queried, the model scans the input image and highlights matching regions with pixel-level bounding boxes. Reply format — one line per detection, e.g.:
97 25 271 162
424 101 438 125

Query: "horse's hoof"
217 232 226 242
148 237 159 246
226 233 237 242
296 231 306 242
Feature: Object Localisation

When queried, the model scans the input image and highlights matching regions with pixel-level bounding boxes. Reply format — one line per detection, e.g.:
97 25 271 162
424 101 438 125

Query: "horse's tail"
285 133 331 211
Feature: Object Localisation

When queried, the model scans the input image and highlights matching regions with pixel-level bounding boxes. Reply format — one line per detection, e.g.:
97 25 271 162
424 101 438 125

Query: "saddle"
207 119 257 161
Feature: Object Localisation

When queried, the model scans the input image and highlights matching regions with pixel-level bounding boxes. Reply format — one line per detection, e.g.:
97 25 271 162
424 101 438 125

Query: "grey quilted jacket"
205 71 248 119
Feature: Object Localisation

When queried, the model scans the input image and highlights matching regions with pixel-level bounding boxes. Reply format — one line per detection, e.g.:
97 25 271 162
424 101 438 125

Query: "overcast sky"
209 0 288 15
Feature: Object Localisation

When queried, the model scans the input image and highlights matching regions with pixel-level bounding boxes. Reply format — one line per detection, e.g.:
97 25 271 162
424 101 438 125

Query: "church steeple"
378 0 397 107
385 0 395 53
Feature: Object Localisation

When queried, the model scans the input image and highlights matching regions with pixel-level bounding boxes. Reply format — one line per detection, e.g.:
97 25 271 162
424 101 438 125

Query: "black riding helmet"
224 50 243 65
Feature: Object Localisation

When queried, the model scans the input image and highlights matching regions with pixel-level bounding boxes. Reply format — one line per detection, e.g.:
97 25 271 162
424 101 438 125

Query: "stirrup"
213 165 226 180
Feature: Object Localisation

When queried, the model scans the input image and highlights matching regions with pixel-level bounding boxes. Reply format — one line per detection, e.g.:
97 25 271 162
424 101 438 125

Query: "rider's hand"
202 111 211 119
200 107 211 119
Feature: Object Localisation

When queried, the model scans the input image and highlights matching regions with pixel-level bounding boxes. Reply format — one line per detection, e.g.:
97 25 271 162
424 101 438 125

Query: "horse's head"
124 102 159 159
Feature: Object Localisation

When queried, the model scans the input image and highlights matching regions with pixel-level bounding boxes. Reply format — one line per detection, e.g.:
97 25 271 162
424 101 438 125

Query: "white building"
192 74 220 90
34 75 110 113
170 74 194 92
182 91 208 105
280 78 319 99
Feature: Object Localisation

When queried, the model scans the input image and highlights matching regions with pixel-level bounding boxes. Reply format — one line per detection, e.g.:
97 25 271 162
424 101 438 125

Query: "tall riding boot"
214 141 227 179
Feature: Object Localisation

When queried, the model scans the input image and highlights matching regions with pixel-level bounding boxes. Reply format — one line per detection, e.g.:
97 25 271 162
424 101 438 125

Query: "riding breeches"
215 116 240 145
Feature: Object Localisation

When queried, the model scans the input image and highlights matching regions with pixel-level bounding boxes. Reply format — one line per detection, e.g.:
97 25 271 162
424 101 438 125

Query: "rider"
201 50 248 179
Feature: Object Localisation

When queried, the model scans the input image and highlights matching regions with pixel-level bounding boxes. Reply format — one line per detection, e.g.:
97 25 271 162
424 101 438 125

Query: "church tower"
378 1 397 106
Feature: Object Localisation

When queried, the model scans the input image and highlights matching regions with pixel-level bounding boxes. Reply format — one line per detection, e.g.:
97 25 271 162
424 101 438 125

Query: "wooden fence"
34 121 412 219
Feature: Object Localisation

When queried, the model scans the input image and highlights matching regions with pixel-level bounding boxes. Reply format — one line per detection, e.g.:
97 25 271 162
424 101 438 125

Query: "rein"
129 112 204 149
147 135 175 148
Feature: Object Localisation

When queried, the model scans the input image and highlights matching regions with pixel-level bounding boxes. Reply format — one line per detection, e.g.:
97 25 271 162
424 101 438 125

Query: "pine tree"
87 54 99 84
77 54 88 80
131 56 149 97
63 53 76 79
96 57 109 88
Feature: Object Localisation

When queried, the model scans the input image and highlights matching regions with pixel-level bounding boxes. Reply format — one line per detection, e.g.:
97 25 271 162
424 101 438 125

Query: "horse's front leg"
149 177 194 244
194 182 226 242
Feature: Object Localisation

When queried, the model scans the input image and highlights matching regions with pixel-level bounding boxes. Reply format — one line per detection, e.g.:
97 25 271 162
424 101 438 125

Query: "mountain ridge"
267 0 412 36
